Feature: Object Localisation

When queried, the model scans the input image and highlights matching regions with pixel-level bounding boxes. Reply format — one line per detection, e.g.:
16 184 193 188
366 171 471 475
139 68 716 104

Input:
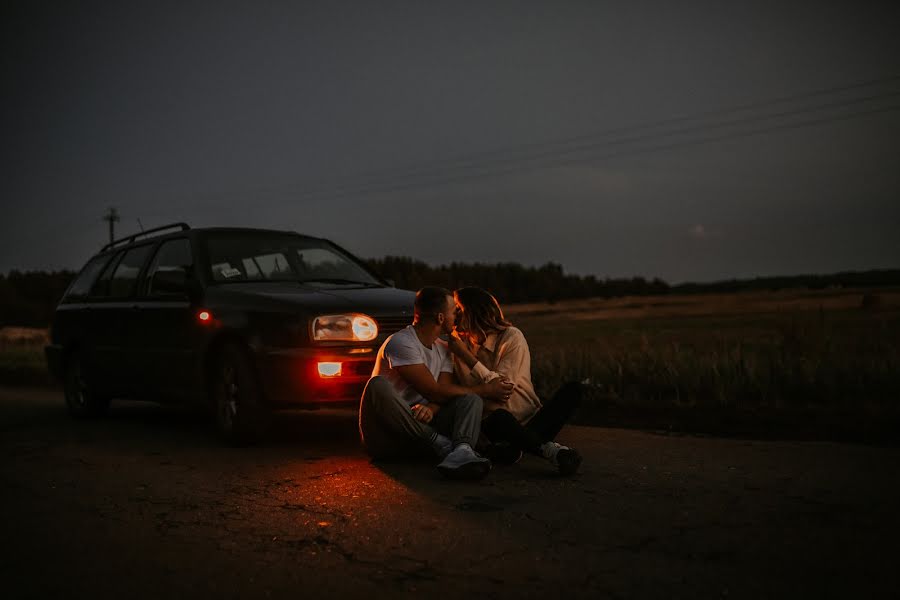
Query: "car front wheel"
213 343 268 445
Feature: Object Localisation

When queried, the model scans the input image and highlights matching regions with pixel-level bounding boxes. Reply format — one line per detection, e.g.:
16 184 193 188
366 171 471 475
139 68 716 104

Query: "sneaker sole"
557 451 582 476
437 460 492 480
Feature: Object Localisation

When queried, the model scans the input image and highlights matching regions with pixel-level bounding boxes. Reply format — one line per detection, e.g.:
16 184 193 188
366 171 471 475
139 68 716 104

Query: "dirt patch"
0 327 51 386
0 327 50 344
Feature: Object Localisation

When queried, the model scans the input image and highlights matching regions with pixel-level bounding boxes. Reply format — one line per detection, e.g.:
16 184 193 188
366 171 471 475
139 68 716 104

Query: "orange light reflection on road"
281 455 423 525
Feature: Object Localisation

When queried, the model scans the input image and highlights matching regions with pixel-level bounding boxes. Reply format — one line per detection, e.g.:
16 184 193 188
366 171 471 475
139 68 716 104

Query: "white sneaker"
540 441 582 476
437 443 492 480
539 441 563 460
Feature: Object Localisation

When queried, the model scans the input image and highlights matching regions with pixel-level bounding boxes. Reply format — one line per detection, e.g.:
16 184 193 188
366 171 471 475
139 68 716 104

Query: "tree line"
365 257 669 303
1 262 898 327
1 270 74 328
669 269 900 294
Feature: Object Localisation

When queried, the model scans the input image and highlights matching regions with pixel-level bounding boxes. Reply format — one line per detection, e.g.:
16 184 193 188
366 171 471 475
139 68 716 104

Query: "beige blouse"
453 326 542 424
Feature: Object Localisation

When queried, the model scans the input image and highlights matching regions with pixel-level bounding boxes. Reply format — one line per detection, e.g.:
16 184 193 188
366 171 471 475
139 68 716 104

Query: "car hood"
210 282 415 316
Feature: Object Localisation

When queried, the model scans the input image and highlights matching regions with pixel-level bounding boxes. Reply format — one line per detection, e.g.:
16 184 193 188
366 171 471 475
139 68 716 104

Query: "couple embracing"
359 286 583 480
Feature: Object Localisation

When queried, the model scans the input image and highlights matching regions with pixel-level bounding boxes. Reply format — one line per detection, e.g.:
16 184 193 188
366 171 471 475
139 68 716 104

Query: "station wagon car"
45 223 414 443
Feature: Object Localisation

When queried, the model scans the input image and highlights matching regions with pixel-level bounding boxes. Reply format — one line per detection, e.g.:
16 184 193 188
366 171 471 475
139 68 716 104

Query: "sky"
3 1 899 283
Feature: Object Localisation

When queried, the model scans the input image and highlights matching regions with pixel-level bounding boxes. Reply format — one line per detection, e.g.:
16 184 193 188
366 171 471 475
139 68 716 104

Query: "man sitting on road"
359 286 514 479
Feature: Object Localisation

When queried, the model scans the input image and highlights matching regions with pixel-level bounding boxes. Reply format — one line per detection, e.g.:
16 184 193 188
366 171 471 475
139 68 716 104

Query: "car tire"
64 353 111 417
213 343 269 445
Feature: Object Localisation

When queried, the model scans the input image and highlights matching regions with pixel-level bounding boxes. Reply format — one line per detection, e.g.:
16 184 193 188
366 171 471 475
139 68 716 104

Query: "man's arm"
447 333 481 371
394 364 512 405
447 330 528 386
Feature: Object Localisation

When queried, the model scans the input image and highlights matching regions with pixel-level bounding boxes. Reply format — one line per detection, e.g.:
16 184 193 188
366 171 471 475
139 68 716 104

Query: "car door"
52 252 116 382
135 238 199 401
105 244 155 396
85 250 127 395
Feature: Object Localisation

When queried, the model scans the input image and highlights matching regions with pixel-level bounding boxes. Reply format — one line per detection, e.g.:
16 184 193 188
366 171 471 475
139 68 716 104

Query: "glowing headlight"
312 314 378 342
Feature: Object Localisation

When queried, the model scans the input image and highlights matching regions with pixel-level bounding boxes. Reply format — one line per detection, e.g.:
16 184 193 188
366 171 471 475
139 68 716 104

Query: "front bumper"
255 346 376 408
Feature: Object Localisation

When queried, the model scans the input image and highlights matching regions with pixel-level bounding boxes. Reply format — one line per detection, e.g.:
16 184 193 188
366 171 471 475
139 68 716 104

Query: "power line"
172 74 900 212
286 74 900 196
332 91 900 194
291 96 900 202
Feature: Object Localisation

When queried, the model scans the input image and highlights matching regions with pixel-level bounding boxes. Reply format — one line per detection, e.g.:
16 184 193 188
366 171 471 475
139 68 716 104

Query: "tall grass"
521 297 900 421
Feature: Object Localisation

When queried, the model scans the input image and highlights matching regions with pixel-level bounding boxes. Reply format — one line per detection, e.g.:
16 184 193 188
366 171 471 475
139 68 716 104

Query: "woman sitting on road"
447 286 583 475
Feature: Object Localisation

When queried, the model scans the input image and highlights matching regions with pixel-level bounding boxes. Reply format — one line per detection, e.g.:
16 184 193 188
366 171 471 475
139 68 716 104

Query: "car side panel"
86 301 129 396
134 299 203 401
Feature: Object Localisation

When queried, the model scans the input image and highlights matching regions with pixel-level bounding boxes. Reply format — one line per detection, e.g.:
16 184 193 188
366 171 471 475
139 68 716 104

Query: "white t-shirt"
371 325 453 406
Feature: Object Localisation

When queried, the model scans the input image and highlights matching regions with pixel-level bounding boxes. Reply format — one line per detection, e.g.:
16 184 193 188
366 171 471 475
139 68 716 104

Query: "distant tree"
0 270 76 327
364 257 671 303
670 269 900 295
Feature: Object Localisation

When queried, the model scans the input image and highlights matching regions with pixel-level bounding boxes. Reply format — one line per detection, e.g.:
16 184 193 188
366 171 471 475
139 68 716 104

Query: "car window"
90 251 125 297
144 239 194 297
64 254 112 301
249 253 290 279
212 251 291 282
109 245 153 298
295 248 365 280
206 233 379 285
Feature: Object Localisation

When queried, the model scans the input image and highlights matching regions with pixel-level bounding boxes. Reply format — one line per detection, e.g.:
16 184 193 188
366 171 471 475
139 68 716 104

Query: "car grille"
375 315 412 336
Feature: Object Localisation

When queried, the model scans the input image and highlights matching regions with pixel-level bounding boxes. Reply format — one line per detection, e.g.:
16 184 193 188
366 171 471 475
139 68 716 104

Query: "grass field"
507 288 900 440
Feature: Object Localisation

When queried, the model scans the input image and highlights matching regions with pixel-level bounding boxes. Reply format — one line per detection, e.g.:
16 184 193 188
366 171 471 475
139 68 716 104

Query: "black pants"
481 381 583 455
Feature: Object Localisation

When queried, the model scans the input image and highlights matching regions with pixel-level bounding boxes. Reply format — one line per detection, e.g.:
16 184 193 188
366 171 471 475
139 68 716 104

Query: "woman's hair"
453 287 512 341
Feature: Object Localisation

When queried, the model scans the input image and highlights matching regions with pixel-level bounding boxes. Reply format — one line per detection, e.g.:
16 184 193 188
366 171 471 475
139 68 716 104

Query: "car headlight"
311 314 378 342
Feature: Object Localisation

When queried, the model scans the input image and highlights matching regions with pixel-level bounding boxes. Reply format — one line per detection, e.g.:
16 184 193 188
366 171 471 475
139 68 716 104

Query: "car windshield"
205 233 381 287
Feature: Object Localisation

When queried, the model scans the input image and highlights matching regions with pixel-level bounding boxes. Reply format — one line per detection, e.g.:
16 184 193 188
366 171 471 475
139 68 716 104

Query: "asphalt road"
2 386 898 599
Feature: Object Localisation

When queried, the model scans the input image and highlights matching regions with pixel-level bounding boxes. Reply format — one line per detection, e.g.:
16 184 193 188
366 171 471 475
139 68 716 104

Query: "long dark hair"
453 287 512 342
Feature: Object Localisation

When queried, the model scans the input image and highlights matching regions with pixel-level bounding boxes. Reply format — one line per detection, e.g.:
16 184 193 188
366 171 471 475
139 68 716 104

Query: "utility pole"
103 207 120 244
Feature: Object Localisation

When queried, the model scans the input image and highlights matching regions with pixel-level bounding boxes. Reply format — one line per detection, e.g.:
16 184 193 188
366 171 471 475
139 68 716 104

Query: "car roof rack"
101 222 191 252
